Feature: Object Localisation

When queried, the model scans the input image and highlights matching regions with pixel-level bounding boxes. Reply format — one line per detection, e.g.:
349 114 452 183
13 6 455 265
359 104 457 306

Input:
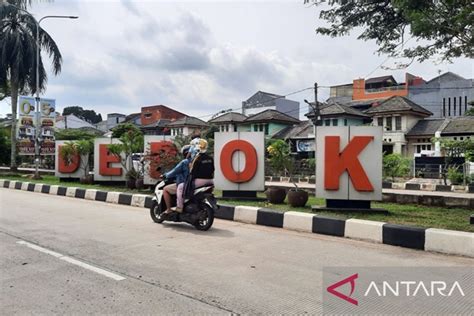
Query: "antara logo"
327 273 359 306
364 281 465 297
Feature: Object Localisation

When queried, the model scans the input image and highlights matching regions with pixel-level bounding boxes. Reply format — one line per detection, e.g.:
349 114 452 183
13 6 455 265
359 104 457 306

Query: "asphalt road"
0 189 472 315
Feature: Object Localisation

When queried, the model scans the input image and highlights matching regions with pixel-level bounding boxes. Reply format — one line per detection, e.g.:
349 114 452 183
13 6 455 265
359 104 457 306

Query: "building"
240 109 300 137
365 96 433 155
123 113 142 126
242 91 300 120
167 116 208 137
328 72 473 118
408 72 473 118
207 112 247 132
306 102 370 126
56 114 97 129
106 113 126 130
139 105 187 135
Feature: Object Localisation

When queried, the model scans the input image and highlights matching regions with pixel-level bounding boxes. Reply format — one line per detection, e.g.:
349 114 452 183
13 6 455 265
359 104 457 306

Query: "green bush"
383 153 411 181
447 167 464 185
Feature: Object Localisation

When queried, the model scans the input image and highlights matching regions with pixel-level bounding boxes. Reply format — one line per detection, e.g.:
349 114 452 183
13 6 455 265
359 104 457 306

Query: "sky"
1 0 473 121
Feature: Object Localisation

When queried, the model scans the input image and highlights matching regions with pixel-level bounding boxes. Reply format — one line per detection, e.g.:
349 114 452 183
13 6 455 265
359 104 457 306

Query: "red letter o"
220 140 257 183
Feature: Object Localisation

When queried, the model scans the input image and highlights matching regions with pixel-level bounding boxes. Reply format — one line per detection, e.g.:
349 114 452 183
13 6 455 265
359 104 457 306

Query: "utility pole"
304 82 319 196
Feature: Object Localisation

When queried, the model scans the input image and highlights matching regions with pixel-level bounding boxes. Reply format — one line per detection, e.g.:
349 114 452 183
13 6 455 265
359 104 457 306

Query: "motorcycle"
149 177 218 231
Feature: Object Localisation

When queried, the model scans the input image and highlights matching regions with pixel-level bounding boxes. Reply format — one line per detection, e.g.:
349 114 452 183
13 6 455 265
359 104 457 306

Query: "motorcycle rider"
162 145 191 215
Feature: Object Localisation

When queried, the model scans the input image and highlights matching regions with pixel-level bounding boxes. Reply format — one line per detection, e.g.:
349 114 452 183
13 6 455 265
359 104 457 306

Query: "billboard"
17 96 56 155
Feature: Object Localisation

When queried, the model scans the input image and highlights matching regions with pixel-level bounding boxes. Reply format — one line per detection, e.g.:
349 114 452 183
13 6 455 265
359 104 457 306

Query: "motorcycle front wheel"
150 201 165 223
194 205 214 231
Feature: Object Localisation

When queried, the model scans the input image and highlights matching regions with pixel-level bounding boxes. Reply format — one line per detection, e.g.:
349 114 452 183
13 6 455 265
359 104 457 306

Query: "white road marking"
16 240 63 258
60 256 126 281
16 240 125 281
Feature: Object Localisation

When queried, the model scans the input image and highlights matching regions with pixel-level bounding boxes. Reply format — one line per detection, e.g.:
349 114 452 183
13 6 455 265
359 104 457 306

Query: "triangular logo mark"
327 273 358 306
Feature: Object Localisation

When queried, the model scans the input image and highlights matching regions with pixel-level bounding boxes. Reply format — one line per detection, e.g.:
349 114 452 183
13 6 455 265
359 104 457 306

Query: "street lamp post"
34 15 78 179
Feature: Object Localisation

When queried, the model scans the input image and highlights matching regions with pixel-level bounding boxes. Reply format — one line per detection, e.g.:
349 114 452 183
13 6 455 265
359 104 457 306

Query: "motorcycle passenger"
184 139 214 199
162 145 191 215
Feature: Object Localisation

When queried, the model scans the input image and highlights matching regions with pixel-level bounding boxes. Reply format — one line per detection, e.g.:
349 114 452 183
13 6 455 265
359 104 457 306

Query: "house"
365 96 432 155
306 102 370 126
405 119 447 156
405 117 474 157
207 112 247 132
352 73 424 101
240 109 300 137
166 116 208 137
408 72 473 118
242 91 300 120
272 120 315 157
139 105 187 135
106 113 126 130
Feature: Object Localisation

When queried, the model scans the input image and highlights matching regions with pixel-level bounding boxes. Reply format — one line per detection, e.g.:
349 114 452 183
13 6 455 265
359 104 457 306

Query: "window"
332 119 338 126
264 124 269 135
253 125 258 132
377 117 383 127
395 116 402 131
259 124 264 132
448 98 451 116
459 96 462 115
234 125 238 132
466 96 468 113
443 98 446 117
324 119 330 126
344 119 348 126
460 137 464 140
454 97 457 116
386 117 392 131
225 125 229 132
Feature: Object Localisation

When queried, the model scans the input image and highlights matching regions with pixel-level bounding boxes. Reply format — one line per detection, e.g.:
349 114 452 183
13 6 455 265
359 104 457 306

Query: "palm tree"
0 0 61 170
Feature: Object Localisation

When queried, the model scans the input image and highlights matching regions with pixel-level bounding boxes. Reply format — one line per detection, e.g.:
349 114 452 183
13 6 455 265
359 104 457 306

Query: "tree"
63 106 102 124
305 0 473 61
111 123 141 138
0 128 12 165
108 128 144 182
0 0 62 171
267 140 293 177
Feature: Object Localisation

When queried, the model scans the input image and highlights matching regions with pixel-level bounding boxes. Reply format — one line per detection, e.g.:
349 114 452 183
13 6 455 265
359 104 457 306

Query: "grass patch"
1 174 472 232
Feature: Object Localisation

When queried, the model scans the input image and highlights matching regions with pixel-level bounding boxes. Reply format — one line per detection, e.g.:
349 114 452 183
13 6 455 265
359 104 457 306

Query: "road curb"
1 180 473 258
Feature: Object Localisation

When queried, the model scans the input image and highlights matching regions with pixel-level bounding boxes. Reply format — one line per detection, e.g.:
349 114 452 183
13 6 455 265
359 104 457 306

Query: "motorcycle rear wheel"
194 205 214 231
150 201 165 223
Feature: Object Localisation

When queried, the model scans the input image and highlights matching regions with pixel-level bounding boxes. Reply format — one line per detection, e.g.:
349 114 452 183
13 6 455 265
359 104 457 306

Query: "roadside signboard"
214 132 265 191
316 126 382 201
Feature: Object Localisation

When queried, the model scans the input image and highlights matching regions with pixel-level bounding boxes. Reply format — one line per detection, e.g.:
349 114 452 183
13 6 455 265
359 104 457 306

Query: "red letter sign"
324 136 374 191
99 144 122 176
220 140 257 183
